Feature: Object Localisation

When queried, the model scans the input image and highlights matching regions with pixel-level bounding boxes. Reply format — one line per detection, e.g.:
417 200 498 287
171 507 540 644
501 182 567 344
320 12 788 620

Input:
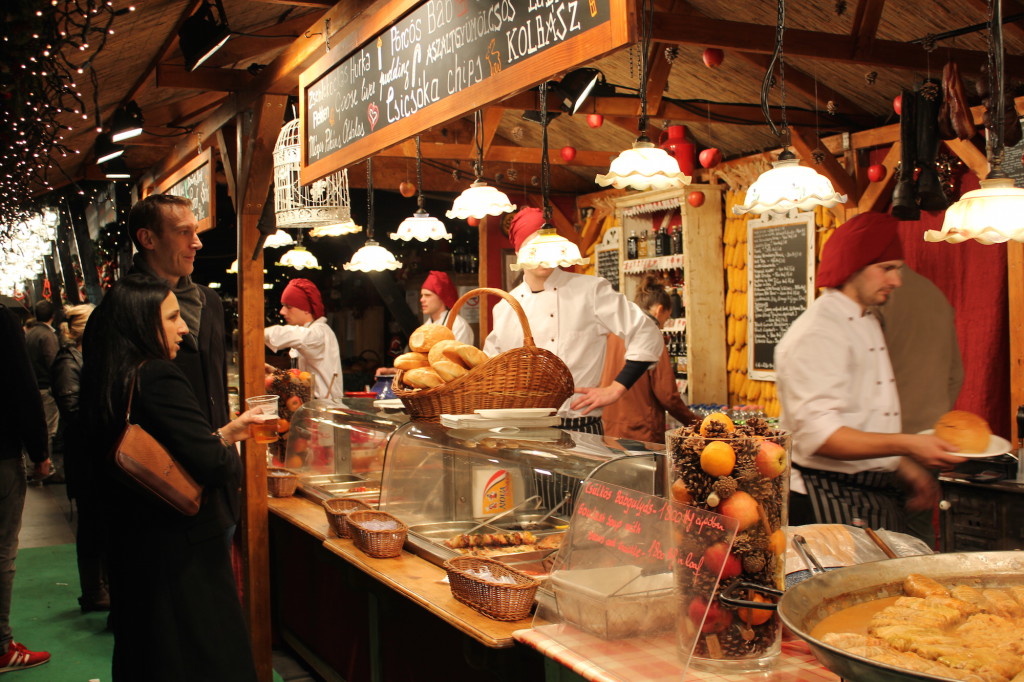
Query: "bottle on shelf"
671 224 683 255
627 230 638 260
659 225 671 256
654 225 665 256
646 230 655 258
638 230 648 258
669 287 683 318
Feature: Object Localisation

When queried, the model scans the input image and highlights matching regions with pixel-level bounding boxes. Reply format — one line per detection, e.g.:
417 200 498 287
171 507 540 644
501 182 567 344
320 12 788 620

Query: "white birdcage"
273 119 359 233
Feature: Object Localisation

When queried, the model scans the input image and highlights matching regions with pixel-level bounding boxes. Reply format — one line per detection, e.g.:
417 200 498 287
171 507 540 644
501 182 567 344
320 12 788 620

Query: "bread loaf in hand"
934 410 991 453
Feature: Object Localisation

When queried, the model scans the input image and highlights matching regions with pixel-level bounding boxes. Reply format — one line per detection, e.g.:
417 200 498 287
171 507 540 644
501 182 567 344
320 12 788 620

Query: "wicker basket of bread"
392 288 574 422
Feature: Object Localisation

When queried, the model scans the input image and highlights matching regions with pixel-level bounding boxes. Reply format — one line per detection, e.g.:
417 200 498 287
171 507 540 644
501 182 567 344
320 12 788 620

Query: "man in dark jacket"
126 194 229 428
0 305 51 672
24 300 60 480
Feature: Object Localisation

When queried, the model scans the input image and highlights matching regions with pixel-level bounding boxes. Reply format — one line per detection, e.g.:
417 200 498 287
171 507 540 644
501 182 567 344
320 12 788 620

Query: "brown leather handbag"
113 374 203 516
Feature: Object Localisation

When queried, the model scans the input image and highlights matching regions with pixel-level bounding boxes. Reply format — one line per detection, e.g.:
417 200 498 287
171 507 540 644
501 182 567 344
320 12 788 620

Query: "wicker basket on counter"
443 556 540 621
322 497 372 538
392 288 574 422
347 510 407 558
266 468 299 497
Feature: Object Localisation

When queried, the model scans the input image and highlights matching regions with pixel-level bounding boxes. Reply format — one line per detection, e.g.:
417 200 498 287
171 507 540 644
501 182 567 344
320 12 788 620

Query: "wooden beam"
481 108 504 158
650 12 1024 73
856 141 900 213
849 0 887 59
1010 240 1024 443
789 127 859 205
216 127 238 209
965 0 1024 45
235 93 288 682
376 142 617 168
156 65 260 93
732 52 873 118
253 0 334 7
644 41 673 117
944 137 989 179
143 92 228 128
204 13 322 69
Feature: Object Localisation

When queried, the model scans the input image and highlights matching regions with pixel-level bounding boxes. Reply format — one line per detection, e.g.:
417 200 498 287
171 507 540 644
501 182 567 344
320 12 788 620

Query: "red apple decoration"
699 147 722 169
687 597 733 634
702 542 742 579
467 216 480 227
754 440 787 479
399 181 416 198
867 164 887 183
893 94 902 116
687 191 706 207
718 491 760 531
702 48 724 68
560 145 577 162
586 113 604 128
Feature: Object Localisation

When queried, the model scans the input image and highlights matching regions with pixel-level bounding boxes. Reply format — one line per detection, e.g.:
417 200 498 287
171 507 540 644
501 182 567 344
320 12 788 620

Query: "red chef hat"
508 207 545 252
281 278 324 319
422 270 458 310
816 212 904 288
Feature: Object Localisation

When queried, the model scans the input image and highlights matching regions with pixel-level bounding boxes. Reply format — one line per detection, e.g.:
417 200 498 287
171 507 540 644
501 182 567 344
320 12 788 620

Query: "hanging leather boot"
915 79 950 212
890 88 920 221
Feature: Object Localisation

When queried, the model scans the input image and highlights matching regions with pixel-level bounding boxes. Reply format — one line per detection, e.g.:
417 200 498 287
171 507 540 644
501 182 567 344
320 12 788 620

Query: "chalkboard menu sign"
1004 119 1024 189
300 0 632 183
154 149 215 232
747 212 815 380
595 226 620 291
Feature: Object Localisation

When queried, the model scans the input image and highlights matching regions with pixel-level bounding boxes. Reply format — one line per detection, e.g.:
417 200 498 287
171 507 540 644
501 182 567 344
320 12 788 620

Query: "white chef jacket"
426 310 474 346
483 268 662 418
775 289 902 488
264 317 344 400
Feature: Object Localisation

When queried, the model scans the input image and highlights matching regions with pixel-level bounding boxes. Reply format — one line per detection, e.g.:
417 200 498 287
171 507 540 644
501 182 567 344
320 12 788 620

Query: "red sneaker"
0 641 50 673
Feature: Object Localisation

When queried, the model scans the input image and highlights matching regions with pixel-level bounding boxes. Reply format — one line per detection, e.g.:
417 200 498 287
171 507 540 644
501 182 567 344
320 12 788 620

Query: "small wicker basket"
443 556 540 621
347 510 407 558
392 288 574 422
266 468 299 497
322 497 372 538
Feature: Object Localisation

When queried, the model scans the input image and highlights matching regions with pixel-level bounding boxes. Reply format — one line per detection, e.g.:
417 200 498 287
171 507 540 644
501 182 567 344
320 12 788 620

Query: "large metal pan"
777 551 1024 682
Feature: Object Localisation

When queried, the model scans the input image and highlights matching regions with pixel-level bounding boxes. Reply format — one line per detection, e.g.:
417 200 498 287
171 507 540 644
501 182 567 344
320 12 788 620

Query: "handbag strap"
124 362 146 426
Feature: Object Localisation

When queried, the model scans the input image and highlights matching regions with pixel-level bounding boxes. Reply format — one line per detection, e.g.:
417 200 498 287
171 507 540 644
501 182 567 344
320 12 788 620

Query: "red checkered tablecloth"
514 625 840 682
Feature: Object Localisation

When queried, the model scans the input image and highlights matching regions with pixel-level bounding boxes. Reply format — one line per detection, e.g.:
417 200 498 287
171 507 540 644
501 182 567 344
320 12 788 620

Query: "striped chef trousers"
793 464 908 533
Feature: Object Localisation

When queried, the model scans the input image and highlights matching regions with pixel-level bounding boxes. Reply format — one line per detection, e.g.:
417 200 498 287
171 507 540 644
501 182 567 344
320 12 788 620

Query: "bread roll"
432 360 468 383
455 344 489 369
403 367 444 389
409 324 455 352
934 410 991 453
394 352 429 370
427 339 466 367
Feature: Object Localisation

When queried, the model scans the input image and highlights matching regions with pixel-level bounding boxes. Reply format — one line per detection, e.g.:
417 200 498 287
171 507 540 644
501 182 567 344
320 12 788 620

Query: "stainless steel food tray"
404 518 567 569
297 473 380 504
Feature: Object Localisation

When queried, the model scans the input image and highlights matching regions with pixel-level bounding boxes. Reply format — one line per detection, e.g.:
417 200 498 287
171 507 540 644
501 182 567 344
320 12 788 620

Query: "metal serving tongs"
792 534 827 575
463 495 543 536
534 493 572 527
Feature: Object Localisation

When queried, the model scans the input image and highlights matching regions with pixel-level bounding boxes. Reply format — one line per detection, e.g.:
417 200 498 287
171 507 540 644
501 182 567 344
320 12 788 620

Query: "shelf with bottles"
625 219 684 262
622 253 684 275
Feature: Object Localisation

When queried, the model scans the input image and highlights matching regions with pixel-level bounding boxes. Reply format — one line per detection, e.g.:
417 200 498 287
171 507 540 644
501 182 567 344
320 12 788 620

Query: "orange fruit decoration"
768 529 787 556
670 478 692 504
298 371 312 381
737 592 774 625
699 412 736 437
700 441 736 477
276 418 290 434
285 395 303 412
286 455 305 469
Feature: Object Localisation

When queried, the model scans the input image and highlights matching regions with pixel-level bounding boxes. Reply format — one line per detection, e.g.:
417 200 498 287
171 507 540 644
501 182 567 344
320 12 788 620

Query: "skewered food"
444 531 537 549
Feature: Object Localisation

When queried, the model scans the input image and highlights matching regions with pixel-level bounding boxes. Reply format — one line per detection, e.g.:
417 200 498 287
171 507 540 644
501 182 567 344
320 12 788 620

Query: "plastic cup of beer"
246 395 280 444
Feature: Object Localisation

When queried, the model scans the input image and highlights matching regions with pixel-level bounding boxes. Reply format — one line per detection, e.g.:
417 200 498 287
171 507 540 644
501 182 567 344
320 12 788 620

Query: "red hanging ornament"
399 181 416 197
699 148 722 169
560 146 577 162
467 216 480 227
702 48 724 68
687 191 706 207
586 113 604 128
867 164 887 182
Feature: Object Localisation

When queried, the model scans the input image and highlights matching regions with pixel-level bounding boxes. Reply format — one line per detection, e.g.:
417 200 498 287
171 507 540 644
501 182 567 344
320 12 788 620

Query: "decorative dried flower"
834 0 847 16
826 100 837 116
664 46 679 65
812 148 826 165
864 71 878 86
511 126 525 141
919 80 939 101
922 34 937 53
506 168 518 182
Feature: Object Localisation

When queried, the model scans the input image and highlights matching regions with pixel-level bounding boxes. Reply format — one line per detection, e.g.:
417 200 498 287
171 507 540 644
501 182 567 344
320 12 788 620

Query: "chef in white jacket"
420 270 474 346
264 278 344 400
483 207 663 434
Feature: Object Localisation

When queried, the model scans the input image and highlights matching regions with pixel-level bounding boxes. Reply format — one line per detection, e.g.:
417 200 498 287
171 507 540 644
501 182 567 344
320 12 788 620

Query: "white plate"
474 408 556 419
918 429 1012 458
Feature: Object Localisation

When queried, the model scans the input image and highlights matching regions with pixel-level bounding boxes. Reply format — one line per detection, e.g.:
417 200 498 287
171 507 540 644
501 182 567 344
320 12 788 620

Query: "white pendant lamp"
513 82 588 271
595 0 689 192
263 229 295 248
925 0 1024 244
345 158 402 272
446 111 516 219
276 244 321 270
732 0 847 216
391 136 452 242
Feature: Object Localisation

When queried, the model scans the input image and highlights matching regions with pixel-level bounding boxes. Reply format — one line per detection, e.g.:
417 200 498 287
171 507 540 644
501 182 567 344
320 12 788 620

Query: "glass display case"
280 398 409 505
378 422 665 569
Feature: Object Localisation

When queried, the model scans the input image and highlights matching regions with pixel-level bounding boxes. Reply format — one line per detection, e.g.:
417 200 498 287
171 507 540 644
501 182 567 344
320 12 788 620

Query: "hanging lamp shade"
263 230 295 248
596 139 690 191
273 119 360 234
227 259 238 274
309 218 361 238
276 245 321 270
344 239 402 271
511 228 589 271
925 177 1024 244
391 210 452 241
446 180 516 219
733 152 847 215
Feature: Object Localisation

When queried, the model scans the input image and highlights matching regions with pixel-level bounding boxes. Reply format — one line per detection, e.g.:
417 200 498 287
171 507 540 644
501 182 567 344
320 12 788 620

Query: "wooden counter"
267 495 543 682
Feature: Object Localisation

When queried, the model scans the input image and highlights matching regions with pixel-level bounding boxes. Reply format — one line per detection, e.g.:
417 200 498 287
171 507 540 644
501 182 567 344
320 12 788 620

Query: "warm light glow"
309 219 361 237
595 140 690 191
510 228 589 271
343 239 401 272
390 210 452 241
276 245 321 270
446 181 516 219
733 155 847 216
227 259 238 274
263 229 295 248
925 177 1024 244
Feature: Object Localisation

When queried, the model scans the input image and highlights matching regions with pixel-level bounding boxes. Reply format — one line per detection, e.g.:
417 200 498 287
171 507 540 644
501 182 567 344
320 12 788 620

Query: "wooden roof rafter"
849 0 886 59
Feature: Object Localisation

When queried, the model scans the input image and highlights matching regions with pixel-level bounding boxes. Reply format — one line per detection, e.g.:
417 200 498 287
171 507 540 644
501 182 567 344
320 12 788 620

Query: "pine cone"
713 477 738 499
743 553 766 574
703 420 730 439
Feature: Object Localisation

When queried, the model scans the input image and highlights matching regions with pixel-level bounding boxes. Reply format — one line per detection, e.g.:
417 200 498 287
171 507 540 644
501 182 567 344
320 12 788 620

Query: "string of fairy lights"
0 0 129 293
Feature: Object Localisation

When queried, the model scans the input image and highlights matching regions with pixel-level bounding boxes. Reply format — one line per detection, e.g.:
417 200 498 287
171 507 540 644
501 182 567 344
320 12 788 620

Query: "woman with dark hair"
601 274 699 442
80 274 261 682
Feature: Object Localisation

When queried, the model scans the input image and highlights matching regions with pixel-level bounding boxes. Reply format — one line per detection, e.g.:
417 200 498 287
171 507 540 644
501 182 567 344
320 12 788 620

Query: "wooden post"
1010 241 1023 443
235 94 287 682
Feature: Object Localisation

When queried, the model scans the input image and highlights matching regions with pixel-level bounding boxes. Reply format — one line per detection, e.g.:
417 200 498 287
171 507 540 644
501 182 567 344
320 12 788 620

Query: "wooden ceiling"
38 0 1024 197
